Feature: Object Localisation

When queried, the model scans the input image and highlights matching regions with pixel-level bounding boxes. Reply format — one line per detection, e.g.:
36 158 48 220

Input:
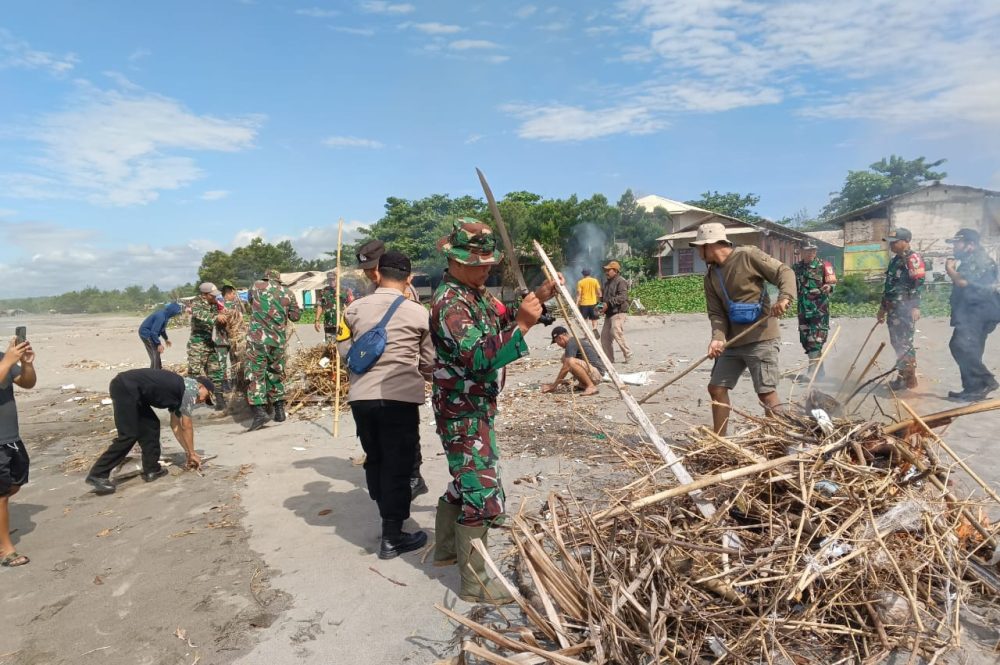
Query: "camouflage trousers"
245 341 287 406
187 339 223 385
797 297 830 356
437 410 505 528
886 304 917 372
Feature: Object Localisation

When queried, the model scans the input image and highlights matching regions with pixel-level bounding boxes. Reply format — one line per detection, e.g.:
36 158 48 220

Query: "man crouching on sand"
541 326 606 396
86 369 214 495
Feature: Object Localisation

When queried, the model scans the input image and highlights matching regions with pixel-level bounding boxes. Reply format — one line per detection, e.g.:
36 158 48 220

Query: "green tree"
228 237 305 284
820 155 947 220
686 191 763 222
197 250 235 286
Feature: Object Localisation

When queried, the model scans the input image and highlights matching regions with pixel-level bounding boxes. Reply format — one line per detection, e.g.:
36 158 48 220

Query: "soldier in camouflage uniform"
944 228 999 400
877 228 925 391
430 218 558 605
245 269 302 430
188 282 226 410
312 271 340 344
792 241 837 381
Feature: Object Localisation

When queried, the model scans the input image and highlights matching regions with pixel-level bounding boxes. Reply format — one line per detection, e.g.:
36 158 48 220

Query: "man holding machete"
430 170 560 604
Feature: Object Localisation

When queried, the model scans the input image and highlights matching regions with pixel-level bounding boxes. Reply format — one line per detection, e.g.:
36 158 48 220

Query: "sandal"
1 551 29 567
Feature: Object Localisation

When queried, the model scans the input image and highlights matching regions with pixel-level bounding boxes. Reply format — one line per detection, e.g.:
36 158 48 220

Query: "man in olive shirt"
338 251 435 560
691 223 796 435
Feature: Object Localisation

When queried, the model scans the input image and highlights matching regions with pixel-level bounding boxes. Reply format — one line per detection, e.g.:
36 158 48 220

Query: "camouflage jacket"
881 250 925 308
317 286 339 328
950 246 998 321
793 259 835 304
247 278 302 347
430 273 527 420
190 297 218 343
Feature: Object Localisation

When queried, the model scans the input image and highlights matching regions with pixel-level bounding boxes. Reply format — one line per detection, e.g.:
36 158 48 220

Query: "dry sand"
1 312 997 664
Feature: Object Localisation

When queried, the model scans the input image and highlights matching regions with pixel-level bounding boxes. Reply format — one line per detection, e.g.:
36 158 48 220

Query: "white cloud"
409 22 463 34
0 221 209 298
514 5 537 18
322 135 385 149
0 28 78 75
201 189 231 201
331 25 376 36
484 55 510 64
3 83 262 206
296 7 340 17
127 48 151 62
360 1 415 15
449 39 500 50
0 209 17 218
503 104 665 141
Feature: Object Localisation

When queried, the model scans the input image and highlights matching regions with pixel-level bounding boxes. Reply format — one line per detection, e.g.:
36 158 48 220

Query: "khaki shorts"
709 338 780 394
587 366 603 384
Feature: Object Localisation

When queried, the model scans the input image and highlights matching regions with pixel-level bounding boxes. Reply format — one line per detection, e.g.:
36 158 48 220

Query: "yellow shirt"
576 276 601 306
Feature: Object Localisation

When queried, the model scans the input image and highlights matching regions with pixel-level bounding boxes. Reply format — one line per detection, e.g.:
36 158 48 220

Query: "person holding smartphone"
0 333 37 568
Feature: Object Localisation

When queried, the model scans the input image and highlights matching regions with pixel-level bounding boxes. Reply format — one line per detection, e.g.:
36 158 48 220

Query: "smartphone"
14 326 26 345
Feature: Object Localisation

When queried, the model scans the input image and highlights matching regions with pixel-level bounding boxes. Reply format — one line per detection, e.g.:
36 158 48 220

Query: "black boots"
85 475 116 495
214 391 227 412
378 520 427 560
248 405 269 431
142 467 169 482
273 401 287 423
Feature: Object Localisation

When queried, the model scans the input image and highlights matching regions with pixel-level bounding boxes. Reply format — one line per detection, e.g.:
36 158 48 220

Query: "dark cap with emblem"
883 228 912 243
378 250 412 275
356 239 386 269
946 228 980 244
438 217 502 266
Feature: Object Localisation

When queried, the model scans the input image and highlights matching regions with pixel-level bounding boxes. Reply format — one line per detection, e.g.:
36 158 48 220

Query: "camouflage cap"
438 217 503 266
264 268 281 281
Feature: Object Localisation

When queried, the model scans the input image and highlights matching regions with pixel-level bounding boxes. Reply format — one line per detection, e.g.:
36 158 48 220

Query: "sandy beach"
1 312 998 664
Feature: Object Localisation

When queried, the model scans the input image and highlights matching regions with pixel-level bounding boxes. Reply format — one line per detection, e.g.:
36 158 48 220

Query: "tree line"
1 155 946 312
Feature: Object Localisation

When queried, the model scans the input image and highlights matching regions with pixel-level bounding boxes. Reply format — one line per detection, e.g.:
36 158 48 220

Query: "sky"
2 0 999 298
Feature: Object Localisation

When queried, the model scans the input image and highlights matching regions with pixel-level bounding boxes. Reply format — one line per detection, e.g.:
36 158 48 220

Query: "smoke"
563 222 609 296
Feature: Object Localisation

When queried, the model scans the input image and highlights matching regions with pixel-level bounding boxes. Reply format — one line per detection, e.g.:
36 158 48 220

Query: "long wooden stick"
594 431 852 523
638 316 770 405
899 400 1000 506
532 241 716 519
884 399 1000 434
844 341 886 404
540 263 592 374
836 320 880 399
804 323 841 394
333 218 344 437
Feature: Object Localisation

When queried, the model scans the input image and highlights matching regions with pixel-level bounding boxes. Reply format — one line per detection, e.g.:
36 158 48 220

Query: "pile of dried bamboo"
446 403 1000 664
284 344 349 414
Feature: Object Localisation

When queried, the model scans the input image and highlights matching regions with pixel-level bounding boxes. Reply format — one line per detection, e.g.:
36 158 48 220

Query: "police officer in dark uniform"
944 228 999 401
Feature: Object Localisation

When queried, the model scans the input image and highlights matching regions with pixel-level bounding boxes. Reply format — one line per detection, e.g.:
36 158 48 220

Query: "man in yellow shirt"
576 269 602 333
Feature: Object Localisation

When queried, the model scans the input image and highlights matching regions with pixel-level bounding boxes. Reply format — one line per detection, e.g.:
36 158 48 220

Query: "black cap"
550 325 568 341
883 228 912 243
378 250 411 275
195 376 216 405
356 239 386 269
946 228 980 244
581 268 591 276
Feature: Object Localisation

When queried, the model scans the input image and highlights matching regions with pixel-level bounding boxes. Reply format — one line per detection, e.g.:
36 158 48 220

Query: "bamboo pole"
539 263 593 374
805 324 841 394
638 316 769 405
333 218 344 437
532 240 716 520
836 321 880 400
899 400 1000 506
884 399 1000 435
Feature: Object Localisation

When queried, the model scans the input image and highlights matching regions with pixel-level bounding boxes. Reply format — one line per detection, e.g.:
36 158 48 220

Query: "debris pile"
446 402 1000 664
284 344 349 415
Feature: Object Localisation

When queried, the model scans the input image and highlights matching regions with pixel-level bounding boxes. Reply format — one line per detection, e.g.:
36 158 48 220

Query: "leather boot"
378 519 427 560
248 405 269 431
433 499 461 567
273 400 286 422
455 524 515 605
213 390 227 412
410 476 428 499
904 365 918 389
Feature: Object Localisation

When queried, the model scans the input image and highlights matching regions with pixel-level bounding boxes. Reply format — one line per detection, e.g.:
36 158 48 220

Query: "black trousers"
89 377 163 478
950 320 998 392
142 337 162 369
350 400 419 522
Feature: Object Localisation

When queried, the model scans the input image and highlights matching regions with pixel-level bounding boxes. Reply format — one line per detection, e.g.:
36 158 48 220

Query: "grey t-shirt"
564 338 607 376
0 352 23 444
177 378 200 417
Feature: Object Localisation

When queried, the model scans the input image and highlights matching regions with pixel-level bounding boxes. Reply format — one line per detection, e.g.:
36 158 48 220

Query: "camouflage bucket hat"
438 217 503 266
264 268 281 281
